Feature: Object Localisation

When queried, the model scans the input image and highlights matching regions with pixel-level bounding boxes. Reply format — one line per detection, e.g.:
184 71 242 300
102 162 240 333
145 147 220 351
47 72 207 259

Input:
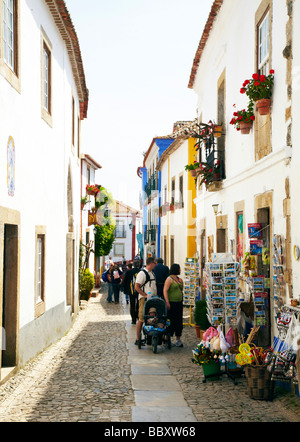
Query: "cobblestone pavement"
166 314 300 423
0 291 134 422
0 287 299 422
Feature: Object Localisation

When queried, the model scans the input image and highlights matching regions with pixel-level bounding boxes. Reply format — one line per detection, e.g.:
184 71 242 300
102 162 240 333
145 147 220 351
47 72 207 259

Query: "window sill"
0 61 21 94
35 300 46 318
41 108 53 128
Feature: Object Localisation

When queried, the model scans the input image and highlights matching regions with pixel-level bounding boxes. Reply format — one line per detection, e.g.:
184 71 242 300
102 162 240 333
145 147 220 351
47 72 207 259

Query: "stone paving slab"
131 375 182 392
128 355 169 365
131 364 171 375
132 405 197 422
134 390 187 407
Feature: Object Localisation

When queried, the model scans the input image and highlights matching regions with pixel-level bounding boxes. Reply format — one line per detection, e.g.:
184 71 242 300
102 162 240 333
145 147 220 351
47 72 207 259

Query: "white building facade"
157 128 198 274
0 0 88 380
80 154 102 272
189 0 299 345
108 201 142 265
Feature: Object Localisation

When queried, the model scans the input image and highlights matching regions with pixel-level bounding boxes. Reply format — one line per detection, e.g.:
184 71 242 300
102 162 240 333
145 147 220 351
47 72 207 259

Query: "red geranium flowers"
240 69 275 102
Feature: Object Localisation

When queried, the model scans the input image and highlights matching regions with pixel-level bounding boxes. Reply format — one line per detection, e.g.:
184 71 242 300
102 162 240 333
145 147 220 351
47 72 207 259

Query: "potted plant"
194 300 211 339
81 196 90 210
194 124 211 151
214 160 221 181
79 268 95 301
240 70 274 115
86 184 101 196
230 102 256 134
192 343 222 381
196 162 214 187
185 161 199 177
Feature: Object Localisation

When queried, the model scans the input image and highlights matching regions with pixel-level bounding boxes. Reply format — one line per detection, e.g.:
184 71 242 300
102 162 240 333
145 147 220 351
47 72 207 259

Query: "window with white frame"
3 0 15 71
114 243 125 256
258 11 270 75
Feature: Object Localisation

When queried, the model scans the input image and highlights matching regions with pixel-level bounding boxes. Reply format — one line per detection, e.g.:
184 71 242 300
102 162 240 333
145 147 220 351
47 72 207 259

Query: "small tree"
94 185 116 259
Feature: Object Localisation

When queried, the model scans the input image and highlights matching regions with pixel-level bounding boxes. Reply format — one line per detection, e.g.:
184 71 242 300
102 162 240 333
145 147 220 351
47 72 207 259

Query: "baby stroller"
138 296 172 353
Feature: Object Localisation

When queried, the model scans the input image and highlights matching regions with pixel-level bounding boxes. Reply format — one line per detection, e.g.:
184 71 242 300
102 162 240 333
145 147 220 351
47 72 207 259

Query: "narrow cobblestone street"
0 287 299 423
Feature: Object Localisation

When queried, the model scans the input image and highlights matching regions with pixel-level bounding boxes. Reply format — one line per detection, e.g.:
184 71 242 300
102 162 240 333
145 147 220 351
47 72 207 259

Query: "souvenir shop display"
264 306 299 388
273 235 286 315
205 256 240 327
252 276 268 327
183 258 200 307
191 324 260 384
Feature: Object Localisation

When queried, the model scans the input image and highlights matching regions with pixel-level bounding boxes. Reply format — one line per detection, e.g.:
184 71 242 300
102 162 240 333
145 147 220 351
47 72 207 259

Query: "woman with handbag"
163 263 184 348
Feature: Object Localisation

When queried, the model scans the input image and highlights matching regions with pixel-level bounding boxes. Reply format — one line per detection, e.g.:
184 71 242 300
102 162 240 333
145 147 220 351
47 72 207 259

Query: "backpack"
102 270 108 283
130 268 140 297
133 269 156 297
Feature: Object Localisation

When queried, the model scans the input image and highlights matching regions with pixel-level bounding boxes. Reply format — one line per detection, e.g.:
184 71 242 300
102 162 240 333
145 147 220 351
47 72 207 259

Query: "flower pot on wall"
256 99 271 116
239 121 253 134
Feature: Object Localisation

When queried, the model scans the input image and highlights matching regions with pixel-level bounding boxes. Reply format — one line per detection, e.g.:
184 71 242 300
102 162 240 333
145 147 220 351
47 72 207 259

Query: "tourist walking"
106 263 114 303
153 258 169 298
134 257 157 345
122 261 140 324
111 265 123 304
121 263 133 305
163 263 184 347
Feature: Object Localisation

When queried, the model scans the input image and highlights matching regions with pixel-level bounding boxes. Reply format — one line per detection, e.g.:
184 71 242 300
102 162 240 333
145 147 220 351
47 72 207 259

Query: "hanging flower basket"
230 103 255 134
240 70 274 116
255 98 271 116
86 184 101 196
239 121 253 134
185 162 199 178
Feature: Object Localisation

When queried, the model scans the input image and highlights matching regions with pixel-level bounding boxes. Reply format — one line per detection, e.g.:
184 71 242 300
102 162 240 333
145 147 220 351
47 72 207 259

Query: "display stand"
183 305 195 327
205 257 240 328
204 254 242 384
202 361 240 385
183 258 200 327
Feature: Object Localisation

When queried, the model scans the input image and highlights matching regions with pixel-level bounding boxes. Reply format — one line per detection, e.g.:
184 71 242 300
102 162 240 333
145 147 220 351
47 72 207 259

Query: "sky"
67 0 214 209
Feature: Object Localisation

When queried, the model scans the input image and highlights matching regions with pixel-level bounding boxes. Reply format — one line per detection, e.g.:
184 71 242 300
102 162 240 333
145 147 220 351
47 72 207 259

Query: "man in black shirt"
153 258 169 299
122 260 140 323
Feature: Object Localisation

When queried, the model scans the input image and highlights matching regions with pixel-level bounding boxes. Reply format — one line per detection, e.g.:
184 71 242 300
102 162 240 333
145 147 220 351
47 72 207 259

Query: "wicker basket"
245 365 275 401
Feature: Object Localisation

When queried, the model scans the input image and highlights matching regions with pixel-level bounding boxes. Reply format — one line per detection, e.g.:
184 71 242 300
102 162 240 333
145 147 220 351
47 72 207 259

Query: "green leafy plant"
80 269 95 301
185 161 199 172
81 195 90 205
194 300 211 330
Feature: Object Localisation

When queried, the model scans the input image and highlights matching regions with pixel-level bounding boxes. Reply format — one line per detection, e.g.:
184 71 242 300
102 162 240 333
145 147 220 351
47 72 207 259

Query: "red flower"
240 88 246 94
260 75 266 82
270 69 275 74
252 73 259 80
254 81 260 87
250 115 255 121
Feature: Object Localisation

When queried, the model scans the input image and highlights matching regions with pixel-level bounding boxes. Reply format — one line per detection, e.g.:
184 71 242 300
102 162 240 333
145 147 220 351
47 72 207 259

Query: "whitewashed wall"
291 0 300 296
191 0 298 339
0 0 82 364
160 139 190 272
